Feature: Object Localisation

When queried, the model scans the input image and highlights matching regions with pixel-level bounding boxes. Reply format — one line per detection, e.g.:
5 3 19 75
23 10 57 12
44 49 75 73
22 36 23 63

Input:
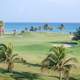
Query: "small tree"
41 46 77 80
58 24 64 32
43 24 49 31
5 43 18 72
0 43 27 72
25 27 28 32
30 26 34 31
38 26 42 32
48 26 53 31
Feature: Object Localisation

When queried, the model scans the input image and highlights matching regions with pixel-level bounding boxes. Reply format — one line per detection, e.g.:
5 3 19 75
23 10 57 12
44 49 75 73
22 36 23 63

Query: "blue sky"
0 0 80 22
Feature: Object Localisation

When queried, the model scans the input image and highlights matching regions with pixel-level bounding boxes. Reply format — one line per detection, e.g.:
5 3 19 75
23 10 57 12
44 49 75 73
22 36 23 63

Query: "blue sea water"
5 23 80 33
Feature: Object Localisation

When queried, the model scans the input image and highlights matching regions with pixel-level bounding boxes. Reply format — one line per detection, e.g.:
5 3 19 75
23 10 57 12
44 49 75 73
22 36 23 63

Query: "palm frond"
49 47 60 58
6 47 12 55
63 57 77 65
11 54 18 60
13 57 20 62
64 63 77 69
48 56 57 64
0 44 7 51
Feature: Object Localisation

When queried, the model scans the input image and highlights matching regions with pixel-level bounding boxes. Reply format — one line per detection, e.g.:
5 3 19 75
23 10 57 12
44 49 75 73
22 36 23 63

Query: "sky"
0 0 80 22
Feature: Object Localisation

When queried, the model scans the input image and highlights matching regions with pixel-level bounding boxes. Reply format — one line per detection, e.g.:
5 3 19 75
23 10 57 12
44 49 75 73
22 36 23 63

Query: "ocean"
5 23 80 33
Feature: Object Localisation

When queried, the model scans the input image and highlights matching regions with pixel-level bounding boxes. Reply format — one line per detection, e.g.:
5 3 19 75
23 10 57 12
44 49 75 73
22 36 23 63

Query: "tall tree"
0 21 4 36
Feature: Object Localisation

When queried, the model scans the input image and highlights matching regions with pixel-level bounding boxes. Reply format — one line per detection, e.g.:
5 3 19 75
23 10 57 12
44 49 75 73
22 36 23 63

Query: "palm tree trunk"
8 64 12 72
64 71 69 80
0 27 2 36
59 71 63 80
7 62 13 72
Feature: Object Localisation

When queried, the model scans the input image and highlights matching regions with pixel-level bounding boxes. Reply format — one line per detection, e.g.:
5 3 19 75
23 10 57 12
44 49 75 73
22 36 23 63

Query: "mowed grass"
0 32 71 54
0 32 80 80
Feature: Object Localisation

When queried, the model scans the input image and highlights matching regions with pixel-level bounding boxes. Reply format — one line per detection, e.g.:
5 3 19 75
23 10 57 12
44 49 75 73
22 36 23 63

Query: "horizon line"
5 22 80 23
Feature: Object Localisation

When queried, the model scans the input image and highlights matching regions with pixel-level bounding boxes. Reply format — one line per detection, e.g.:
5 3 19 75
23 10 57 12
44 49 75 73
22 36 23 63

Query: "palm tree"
41 46 77 80
38 26 42 32
43 24 49 31
41 54 54 72
0 43 27 72
58 24 64 32
62 57 77 80
5 43 18 72
48 26 53 31
0 44 7 62
0 21 4 36
0 43 18 72
30 26 34 31
25 27 28 32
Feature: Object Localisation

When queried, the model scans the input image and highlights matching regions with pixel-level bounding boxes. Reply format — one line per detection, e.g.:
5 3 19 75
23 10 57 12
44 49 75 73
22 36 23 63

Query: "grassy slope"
0 32 71 54
0 32 80 80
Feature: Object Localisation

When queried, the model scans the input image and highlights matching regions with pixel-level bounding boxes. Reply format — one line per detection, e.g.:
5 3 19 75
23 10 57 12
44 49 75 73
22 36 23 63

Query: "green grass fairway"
0 32 80 80
0 32 71 54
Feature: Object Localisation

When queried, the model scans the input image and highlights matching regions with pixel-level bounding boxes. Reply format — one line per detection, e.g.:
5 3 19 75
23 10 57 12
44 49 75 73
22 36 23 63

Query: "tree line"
24 23 65 32
0 21 65 36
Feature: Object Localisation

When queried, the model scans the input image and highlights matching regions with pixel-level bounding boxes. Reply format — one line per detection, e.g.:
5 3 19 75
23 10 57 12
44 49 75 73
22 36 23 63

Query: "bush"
72 27 80 40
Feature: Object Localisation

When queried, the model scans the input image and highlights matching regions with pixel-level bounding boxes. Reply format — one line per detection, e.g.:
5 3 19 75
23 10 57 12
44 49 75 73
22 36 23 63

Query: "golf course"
0 32 80 80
